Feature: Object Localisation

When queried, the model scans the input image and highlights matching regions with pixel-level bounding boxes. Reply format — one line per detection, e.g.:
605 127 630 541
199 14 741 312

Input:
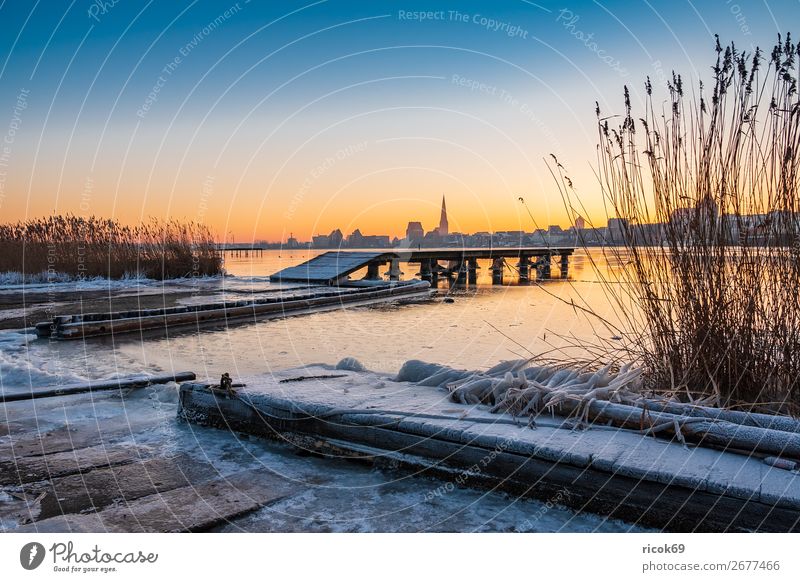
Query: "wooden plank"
15 468 296 533
0 422 25 437
0 443 146 486
21 454 215 522
314 428 792 532
0 372 196 403
0 422 153 459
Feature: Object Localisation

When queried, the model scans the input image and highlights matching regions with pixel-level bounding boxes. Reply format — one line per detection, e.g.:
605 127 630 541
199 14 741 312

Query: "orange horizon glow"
3 152 610 243
3 191 609 243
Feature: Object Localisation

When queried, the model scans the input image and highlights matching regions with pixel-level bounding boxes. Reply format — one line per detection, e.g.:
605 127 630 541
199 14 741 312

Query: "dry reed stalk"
0 215 222 280
553 35 800 413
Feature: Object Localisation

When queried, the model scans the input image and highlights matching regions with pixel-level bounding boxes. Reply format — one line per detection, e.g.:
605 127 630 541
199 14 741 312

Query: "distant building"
312 228 344 248
436 195 449 236
329 228 344 248
697 195 720 225
312 234 330 248
347 229 365 247
670 207 694 226
574 215 586 230
406 221 425 243
363 235 390 247
606 218 629 243
345 229 391 248
286 233 300 249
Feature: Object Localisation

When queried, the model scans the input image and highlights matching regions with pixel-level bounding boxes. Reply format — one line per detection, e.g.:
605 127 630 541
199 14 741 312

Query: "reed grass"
0 215 223 281
554 35 800 412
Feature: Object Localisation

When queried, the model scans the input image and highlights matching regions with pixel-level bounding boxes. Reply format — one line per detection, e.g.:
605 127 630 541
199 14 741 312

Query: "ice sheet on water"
0 272 155 293
0 272 230 294
0 330 86 393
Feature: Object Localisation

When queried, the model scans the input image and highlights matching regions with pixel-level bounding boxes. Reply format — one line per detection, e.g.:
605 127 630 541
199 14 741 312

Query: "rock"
335 357 367 372
395 360 447 382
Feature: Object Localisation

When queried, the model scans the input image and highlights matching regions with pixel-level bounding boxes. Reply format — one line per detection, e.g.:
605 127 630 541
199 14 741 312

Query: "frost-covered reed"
554 35 800 412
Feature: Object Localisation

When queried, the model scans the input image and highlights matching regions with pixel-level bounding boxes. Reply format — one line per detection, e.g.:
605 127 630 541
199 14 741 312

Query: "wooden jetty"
35 280 431 340
406 247 575 285
34 247 574 340
270 251 396 284
272 247 576 286
178 364 800 532
215 243 267 258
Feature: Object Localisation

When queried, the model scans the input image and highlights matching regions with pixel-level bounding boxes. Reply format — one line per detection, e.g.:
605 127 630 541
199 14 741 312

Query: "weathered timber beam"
0 372 197 403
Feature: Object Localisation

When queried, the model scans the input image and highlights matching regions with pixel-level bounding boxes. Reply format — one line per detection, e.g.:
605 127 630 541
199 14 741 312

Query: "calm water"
128 248 628 378
1 249 629 386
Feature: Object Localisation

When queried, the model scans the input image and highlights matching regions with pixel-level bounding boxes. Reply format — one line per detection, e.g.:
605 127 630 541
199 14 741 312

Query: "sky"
0 0 797 242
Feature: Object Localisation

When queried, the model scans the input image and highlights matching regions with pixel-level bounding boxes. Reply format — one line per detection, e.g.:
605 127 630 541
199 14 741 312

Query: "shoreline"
1 372 630 533
178 361 800 532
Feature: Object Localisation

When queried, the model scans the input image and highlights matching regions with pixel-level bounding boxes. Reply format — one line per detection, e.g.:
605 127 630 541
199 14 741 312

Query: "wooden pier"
215 243 267 258
270 251 397 284
35 280 432 340
271 247 575 286
178 363 800 533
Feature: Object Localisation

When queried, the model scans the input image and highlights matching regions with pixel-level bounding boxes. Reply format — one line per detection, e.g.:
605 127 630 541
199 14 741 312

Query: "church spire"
437 195 449 236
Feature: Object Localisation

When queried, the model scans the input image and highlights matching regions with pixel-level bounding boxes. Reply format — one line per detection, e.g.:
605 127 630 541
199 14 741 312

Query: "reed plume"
554 35 800 412
0 215 222 281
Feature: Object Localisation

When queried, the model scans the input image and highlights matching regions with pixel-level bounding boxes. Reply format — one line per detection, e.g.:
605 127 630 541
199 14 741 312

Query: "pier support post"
467 258 479 285
386 258 402 281
430 260 439 288
454 260 467 285
517 256 531 283
536 254 552 280
365 262 382 280
560 253 570 278
419 259 433 282
491 258 504 285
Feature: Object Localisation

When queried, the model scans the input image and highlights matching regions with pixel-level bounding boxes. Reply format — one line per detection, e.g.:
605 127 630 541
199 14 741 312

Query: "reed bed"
0 215 222 281
554 35 800 412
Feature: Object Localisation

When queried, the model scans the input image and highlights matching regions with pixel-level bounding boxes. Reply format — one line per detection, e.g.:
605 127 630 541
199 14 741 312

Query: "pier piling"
467 258 479 285
517 256 531 283
454 260 468 285
419 259 433 282
536 254 552 280
387 258 402 281
365 261 382 280
491 258 504 285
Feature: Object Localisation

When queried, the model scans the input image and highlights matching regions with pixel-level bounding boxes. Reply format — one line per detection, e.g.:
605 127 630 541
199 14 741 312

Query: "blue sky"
1 0 797 239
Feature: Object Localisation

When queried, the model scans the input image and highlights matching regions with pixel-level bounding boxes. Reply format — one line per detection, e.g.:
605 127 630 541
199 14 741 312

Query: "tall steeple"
437 195 449 236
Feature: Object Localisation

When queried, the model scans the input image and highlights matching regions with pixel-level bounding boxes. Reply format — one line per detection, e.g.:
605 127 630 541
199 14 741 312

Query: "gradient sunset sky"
0 0 797 242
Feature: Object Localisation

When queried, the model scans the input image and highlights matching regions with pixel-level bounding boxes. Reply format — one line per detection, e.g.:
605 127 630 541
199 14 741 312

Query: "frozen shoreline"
1 373 633 532
179 360 800 532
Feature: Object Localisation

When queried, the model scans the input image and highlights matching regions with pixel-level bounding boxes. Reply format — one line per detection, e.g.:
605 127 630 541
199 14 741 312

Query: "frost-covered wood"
37 281 432 339
395 359 800 460
177 365 800 532
0 372 196 403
